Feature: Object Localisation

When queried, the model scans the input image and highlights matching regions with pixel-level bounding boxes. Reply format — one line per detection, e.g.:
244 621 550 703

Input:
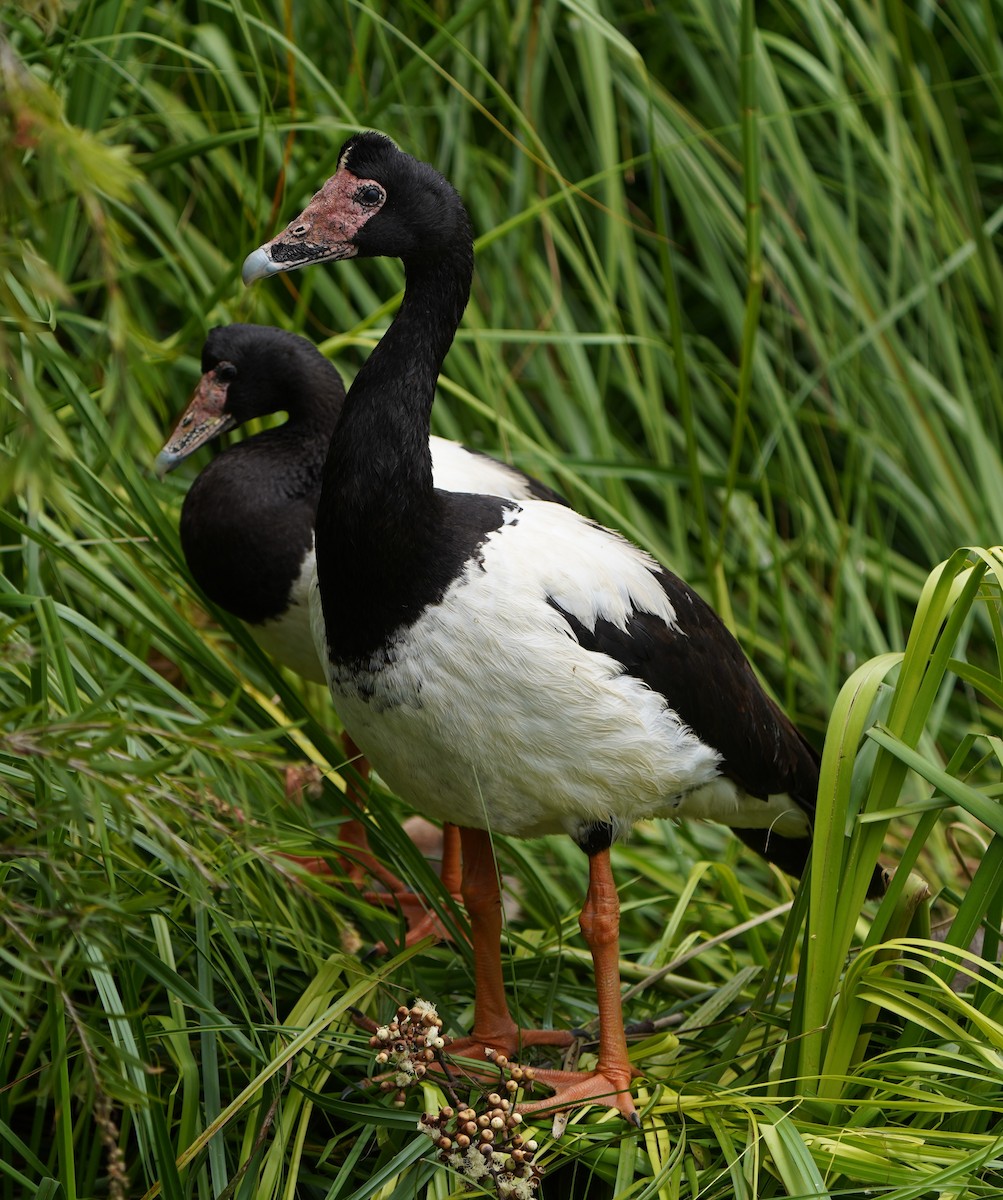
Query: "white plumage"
312 496 810 843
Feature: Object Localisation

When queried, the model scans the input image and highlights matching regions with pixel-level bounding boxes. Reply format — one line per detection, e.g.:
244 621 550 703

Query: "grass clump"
2 0 1003 1196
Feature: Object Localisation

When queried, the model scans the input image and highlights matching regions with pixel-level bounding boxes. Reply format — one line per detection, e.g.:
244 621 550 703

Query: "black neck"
230 354 343 480
263 355 343 440
324 249 471 513
315 239 481 662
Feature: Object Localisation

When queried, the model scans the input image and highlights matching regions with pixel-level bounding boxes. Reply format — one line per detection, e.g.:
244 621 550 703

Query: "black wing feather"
549 566 819 811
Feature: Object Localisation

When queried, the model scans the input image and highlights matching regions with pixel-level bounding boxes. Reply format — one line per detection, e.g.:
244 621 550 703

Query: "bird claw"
515 1065 640 1125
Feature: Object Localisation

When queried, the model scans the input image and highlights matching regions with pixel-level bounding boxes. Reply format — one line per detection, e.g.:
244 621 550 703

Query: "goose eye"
355 183 385 207
215 362 237 383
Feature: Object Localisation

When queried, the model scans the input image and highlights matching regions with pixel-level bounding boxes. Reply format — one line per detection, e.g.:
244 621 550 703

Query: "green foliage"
2 0 1003 1196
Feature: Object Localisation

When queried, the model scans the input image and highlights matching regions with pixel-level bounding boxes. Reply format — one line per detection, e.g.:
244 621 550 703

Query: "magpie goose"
242 132 884 1123
157 324 340 681
157 323 562 679
156 322 564 943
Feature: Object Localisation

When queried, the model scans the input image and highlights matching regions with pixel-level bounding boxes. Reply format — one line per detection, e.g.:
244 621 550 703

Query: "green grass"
3 0 1003 1196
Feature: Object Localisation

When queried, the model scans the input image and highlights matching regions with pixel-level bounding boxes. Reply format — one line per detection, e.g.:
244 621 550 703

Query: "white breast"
314 500 808 842
245 442 543 682
247 550 327 682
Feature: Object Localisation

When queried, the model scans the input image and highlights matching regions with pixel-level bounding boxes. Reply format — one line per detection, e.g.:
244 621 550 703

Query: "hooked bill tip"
241 246 278 286
153 449 182 479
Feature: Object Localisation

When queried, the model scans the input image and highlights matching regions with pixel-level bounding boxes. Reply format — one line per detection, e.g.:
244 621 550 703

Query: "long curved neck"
266 357 344 441
234 357 343 488
321 244 472 528
315 239 474 662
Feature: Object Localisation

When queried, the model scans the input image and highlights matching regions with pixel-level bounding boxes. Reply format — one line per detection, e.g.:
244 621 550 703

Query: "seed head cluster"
417 1048 542 1197
419 1091 541 1195
367 1002 545 1196
368 999 446 1106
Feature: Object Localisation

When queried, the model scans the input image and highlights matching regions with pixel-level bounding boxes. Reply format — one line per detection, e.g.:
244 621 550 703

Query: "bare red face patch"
158 370 235 467
261 169 386 269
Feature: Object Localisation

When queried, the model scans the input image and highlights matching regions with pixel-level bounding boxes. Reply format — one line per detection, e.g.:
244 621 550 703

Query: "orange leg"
279 735 383 883
281 735 462 948
370 822 464 948
518 848 639 1124
447 827 574 1060
367 821 464 952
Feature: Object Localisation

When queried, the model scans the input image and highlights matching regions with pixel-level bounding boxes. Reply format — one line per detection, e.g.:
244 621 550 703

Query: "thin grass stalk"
714 0 763 615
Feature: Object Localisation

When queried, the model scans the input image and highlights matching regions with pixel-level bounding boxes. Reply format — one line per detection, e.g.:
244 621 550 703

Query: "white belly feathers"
311 499 811 843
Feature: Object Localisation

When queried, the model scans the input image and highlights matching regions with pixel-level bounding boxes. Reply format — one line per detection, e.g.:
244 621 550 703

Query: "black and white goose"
242 133 884 1123
156 324 341 681
156 322 565 939
157 323 563 677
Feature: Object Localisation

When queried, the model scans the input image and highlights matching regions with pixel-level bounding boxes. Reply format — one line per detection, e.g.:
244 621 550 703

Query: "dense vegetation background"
2 0 1003 1196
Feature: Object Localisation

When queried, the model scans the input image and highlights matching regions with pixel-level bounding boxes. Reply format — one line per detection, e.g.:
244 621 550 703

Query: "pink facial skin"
156 368 235 473
242 168 387 282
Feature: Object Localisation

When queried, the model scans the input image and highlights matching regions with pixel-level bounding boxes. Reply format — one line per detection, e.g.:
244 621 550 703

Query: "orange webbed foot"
516 1062 640 1125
